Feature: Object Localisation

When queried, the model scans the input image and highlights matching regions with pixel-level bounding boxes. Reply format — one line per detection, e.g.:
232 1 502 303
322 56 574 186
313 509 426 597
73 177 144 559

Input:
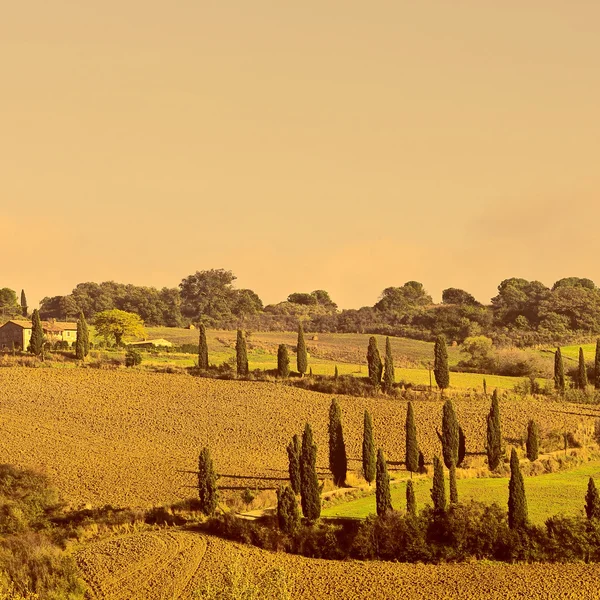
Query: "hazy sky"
3 2 600 309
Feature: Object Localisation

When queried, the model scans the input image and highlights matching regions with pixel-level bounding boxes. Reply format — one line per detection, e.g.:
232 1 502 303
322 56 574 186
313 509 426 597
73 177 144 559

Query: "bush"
124 349 142 367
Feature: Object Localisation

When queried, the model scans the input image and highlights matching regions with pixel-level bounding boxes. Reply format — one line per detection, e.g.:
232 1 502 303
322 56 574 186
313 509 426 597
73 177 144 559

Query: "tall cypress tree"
286 435 301 494
277 344 290 378
585 477 600 520
75 317 85 360
578 347 588 390
20 290 28 318
296 323 308 377
80 311 89 357
405 402 419 475
526 420 539 461
362 410 376 485
406 479 417 517
376 448 392 516
458 426 466 467
366 336 383 387
29 309 44 357
198 447 219 516
554 348 565 392
486 389 502 471
431 455 446 513
277 485 300 534
236 329 249 377
440 399 459 469
595 339 600 390
449 462 458 504
328 399 347 487
198 323 209 370
508 448 528 529
300 423 321 521
383 337 395 391
433 335 450 390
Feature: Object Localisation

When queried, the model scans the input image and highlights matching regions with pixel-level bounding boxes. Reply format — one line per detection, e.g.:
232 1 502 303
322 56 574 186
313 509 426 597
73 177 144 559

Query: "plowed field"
76 530 600 599
0 368 596 508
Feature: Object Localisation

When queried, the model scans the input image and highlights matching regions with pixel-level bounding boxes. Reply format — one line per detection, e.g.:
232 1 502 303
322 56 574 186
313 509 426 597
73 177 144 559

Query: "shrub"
124 349 142 367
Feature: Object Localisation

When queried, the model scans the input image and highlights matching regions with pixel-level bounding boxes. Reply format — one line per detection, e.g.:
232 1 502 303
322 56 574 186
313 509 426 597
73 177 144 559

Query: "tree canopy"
94 309 146 345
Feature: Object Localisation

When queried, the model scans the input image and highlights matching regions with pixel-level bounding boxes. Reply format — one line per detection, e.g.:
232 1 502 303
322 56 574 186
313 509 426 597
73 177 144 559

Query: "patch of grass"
322 460 600 524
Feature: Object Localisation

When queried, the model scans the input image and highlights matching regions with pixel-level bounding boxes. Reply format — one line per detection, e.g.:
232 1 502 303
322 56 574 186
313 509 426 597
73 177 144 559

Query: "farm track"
0 367 598 508
76 529 600 599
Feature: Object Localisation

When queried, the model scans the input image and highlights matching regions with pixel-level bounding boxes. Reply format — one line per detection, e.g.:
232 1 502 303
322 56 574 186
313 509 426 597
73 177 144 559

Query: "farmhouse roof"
126 338 173 346
3 320 78 331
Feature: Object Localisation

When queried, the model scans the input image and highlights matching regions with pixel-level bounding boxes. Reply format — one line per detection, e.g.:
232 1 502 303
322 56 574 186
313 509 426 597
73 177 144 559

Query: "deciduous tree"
508 448 528 529
94 309 145 346
198 447 219 516
328 399 347 487
362 411 376 485
376 449 392 516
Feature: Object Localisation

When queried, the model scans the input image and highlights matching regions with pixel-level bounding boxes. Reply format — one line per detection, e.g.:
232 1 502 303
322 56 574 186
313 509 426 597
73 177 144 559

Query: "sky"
2 1 600 310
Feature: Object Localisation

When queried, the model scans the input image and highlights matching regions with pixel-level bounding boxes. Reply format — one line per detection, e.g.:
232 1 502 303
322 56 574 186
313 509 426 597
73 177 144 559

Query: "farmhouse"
125 339 173 349
0 319 78 351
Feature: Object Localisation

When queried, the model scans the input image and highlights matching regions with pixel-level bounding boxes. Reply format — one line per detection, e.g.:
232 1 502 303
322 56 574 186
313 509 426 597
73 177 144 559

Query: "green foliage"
486 389 502 471
235 330 249 377
366 337 383 387
81 312 89 356
578 347 588 389
198 323 209 370
94 309 146 346
458 426 466 467
382 337 395 391
406 480 417 517
28 310 44 357
554 347 565 392
277 344 290 378
75 318 85 360
328 399 347 487
418 451 426 474
300 424 320 521
276 485 300 534
286 435 301 495
198 447 219 516
0 288 21 320
375 449 392 516
362 411 376 485
440 400 459 469
449 463 458 504
20 290 27 318
433 335 450 389
125 348 142 367
585 477 600 520
405 402 419 474
334 365 339 379
508 448 528 529
526 420 539 462
296 324 308 376
596 339 600 390
431 455 446 513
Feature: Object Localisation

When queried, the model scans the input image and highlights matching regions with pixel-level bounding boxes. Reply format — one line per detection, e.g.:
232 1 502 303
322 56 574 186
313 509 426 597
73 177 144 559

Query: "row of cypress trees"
554 342 600 391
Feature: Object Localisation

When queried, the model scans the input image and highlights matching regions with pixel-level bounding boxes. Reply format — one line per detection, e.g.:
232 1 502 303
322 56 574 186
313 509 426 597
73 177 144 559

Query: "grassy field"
322 460 600 524
560 343 598 363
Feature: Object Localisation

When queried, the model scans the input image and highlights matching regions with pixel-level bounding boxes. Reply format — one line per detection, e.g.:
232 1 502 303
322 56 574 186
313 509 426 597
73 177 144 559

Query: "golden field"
0 367 597 509
75 529 600 599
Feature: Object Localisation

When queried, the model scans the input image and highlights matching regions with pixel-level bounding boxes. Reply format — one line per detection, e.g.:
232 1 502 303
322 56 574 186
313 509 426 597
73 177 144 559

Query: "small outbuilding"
125 339 173 349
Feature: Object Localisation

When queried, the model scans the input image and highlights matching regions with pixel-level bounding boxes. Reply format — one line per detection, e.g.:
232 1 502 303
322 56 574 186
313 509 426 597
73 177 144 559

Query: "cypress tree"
595 339 600 390
198 323 209 370
554 348 565 392
236 329 249 377
286 435 301 495
276 485 300 534
297 323 308 377
449 462 458 504
440 399 459 469
526 419 539 461
486 389 503 471
334 365 339 379
405 402 419 475
578 347 588 390
431 455 446 513
418 450 427 474
508 448 528 529
376 448 392 516
362 410 376 484
366 336 383 387
585 477 600 520
29 309 44 357
300 423 321 521
383 337 395 391
75 317 85 360
277 344 290 378
20 290 28 318
483 378 487 396
433 335 450 390
328 398 347 487
198 447 219 516
406 479 417 517
458 425 466 467
81 311 89 357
